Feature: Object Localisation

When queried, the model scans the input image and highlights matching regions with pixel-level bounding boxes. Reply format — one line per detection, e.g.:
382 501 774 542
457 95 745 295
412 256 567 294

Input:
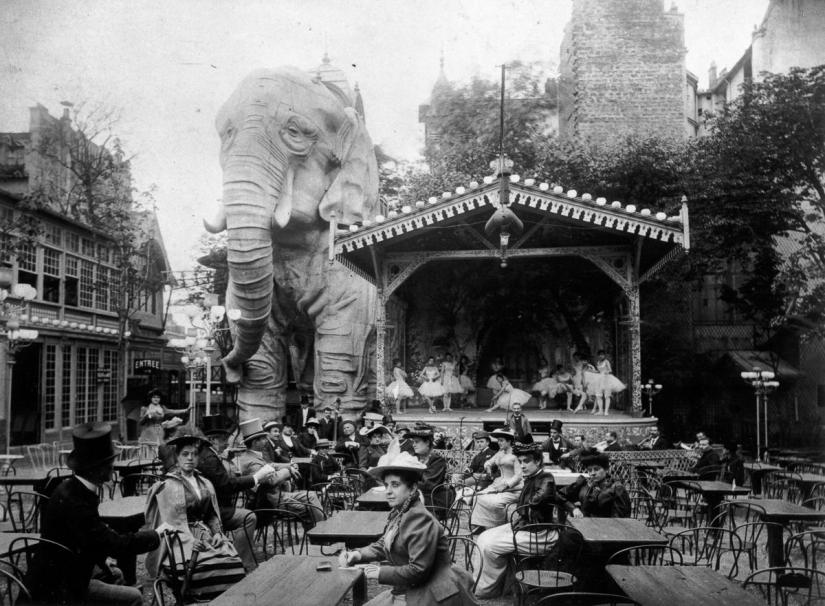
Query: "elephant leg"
237 309 290 423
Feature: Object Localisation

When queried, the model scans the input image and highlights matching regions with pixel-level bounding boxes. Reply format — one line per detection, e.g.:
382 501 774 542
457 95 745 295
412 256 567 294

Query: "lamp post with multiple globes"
640 380 663 417
740 367 779 458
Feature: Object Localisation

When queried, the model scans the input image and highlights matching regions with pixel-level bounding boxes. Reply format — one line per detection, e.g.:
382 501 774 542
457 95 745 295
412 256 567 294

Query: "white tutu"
387 380 414 399
459 374 476 393
442 375 464 394
532 378 559 396
486 375 503 390
584 371 625 396
509 388 532 406
419 381 444 397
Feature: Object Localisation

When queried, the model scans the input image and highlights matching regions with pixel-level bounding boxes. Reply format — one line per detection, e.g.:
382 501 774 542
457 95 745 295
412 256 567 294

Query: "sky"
0 0 770 275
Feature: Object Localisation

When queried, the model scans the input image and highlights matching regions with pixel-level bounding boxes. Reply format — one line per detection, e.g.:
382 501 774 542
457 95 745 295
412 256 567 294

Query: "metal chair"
743 567 825 606
154 530 208 605
321 479 359 513
605 545 684 567
510 522 574 606
427 506 461 535
0 565 31 606
445 535 483 592
8 536 74 571
766 478 804 505
253 508 308 558
7 491 48 533
120 472 163 498
785 530 825 571
536 593 641 606
667 526 743 578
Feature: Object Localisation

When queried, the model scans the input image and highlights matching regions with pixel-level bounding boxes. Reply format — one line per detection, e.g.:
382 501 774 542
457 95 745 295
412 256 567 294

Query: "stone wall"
560 0 687 145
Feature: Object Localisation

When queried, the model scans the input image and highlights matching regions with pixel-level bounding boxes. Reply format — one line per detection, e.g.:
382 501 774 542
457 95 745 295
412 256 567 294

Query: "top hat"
395 425 410 434
201 414 232 436
299 395 310 405
239 418 268 444
165 426 210 450
550 419 564 432
67 422 118 471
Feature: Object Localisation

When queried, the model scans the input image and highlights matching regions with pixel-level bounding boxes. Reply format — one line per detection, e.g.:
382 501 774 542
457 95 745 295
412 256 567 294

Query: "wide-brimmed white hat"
368 451 427 478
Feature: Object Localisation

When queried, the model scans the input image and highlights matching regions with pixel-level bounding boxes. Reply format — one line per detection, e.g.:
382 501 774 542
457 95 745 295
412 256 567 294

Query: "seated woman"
470 428 524 532
338 451 479 606
145 430 245 600
408 425 453 510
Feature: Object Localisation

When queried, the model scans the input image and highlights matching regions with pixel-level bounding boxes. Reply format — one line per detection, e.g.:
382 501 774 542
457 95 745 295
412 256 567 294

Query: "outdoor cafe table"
99 496 147 586
607 564 764 606
356 487 390 511
0 470 48 489
744 462 782 495
774 470 825 501
673 480 751 526
113 458 159 496
737 498 825 567
209 555 366 606
0 454 24 473
567 517 668 550
307 510 390 549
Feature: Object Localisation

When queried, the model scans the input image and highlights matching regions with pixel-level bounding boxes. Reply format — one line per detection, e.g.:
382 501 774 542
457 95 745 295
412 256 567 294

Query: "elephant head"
206 67 379 376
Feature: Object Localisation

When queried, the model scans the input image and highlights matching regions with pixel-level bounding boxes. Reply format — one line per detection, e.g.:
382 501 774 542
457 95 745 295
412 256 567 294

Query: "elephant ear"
319 107 379 226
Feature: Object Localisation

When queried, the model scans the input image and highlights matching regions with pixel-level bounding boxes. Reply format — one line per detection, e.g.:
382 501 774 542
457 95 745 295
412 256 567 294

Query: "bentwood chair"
743 567 825 606
605 545 684 567
8 536 74 572
7 491 48 533
785 530 825 571
668 526 743 578
0 565 31 606
510 522 575 606
253 508 308 558
445 536 483 592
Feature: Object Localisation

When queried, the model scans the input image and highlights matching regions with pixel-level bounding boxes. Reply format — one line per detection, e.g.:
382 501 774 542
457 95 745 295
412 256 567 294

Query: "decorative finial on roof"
440 45 445 73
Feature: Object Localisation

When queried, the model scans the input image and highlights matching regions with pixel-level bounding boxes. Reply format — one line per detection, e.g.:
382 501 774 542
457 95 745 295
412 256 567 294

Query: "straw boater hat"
368 451 428 479
239 418 268 444
201 414 232 436
490 427 516 441
67 422 118 471
364 412 385 424
263 421 282 432
306 418 321 427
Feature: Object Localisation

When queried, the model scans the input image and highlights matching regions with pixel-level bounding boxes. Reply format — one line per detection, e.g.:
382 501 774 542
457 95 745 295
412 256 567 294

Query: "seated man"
25 422 166 606
311 439 340 482
640 426 671 450
690 436 721 480
455 430 497 487
236 419 324 524
559 434 587 471
541 420 573 465
475 442 558 600
596 431 622 452
197 414 272 573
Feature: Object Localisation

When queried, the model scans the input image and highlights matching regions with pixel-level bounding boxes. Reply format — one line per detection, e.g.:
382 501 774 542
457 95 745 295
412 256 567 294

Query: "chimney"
708 61 717 88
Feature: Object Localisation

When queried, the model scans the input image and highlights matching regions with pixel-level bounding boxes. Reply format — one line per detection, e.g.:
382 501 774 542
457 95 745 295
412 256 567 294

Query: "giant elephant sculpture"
205 67 379 422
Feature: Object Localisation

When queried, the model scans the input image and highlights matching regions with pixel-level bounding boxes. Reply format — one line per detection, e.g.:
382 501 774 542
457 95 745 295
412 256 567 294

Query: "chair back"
158 530 198 606
766 479 804 505
445 536 482 592
426 506 461 535
323 479 358 512
8 536 74 571
535 592 642 606
605 545 684 567
0 565 31 606
668 526 743 578
25 445 55 474
744 566 825 606
785 531 825 571
120 473 163 498
7 491 49 533
509 503 563 527
251 508 307 558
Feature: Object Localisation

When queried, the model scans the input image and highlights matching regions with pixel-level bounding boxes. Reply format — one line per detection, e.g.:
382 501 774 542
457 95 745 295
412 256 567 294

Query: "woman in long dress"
593 349 625 416
458 355 476 408
418 356 444 414
139 389 190 445
570 352 589 414
338 452 479 606
470 428 524 531
439 353 463 412
145 433 245 599
486 375 532 413
532 362 558 410
386 359 414 414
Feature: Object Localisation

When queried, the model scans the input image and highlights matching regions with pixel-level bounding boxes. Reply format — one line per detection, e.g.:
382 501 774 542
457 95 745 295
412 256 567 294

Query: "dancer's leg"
566 391 574 411
603 395 611 416
592 396 603 415
427 397 436 413
443 393 452 411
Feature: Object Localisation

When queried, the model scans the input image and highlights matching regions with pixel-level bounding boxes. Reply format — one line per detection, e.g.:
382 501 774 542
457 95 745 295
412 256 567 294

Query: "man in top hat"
318 404 342 441
541 420 574 465
197 414 273 573
25 422 171 605
236 419 324 523
506 403 533 444
292 394 316 432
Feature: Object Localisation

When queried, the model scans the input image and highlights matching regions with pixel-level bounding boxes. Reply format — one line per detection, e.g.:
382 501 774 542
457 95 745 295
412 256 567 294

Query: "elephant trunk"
220 131 286 373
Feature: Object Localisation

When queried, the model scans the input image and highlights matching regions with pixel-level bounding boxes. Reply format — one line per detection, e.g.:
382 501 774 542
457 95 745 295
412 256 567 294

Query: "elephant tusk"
272 164 294 229
203 207 227 233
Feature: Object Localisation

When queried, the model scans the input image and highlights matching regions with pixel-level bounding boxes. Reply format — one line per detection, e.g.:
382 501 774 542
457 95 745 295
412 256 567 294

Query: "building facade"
0 104 174 448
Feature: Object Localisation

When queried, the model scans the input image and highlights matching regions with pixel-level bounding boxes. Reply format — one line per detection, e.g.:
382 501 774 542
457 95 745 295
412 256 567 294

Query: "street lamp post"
640 380 663 416
740 367 779 458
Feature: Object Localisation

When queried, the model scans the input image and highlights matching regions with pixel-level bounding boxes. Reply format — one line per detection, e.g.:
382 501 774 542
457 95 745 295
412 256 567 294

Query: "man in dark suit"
640 426 671 451
198 415 274 573
598 431 623 452
292 395 316 432
459 430 497 487
317 404 341 441
263 421 290 463
541 420 575 465
25 422 165 605
396 425 416 454
691 437 722 480
278 421 312 458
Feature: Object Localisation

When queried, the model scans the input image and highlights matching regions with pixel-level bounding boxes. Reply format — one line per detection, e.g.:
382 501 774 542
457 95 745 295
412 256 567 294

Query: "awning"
726 350 804 381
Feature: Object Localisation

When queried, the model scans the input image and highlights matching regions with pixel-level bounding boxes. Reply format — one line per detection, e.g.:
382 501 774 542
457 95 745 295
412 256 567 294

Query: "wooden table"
0 470 48 487
307 510 390 549
0 532 41 557
210 555 366 606
660 470 697 483
547 470 588 488
356 488 390 511
673 480 751 525
774 471 825 500
737 498 825 567
743 463 782 495
607 565 764 606
99 496 147 585
567 517 668 549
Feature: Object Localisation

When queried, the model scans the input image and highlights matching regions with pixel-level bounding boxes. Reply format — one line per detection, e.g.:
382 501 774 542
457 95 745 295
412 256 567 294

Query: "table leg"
765 522 784 568
706 495 723 528
751 471 763 496
352 571 367 606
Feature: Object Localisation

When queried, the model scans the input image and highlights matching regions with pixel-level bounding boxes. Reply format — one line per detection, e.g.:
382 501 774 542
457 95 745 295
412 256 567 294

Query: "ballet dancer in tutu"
386 358 414 414
418 356 444 414
486 374 532 413
458 355 476 408
439 353 464 412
